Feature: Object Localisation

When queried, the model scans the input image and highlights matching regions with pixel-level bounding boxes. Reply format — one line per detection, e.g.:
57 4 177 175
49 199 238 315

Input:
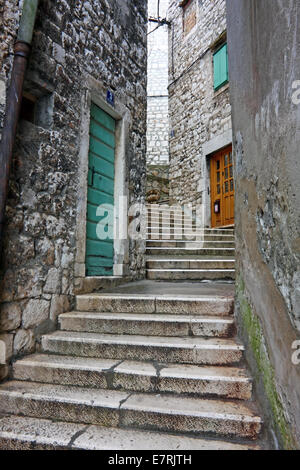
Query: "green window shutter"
213 43 228 91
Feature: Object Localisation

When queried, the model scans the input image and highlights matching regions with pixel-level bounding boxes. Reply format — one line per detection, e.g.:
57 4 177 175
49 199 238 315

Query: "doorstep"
74 276 132 295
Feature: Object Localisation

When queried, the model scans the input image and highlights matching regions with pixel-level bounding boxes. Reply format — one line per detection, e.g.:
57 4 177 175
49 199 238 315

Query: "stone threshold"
74 276 132 295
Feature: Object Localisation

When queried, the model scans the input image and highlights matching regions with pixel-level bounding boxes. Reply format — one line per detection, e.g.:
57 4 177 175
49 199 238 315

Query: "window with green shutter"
213 43 228 91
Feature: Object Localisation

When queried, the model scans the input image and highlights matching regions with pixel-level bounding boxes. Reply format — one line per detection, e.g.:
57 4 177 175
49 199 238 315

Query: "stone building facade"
227 0 300 449
146 0 170 204
168 0 232 226
147 0 169 166
0 0 147 378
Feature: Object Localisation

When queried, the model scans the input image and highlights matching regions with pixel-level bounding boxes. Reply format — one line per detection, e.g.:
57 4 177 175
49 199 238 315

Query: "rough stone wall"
0 0 147 378
147 96 169 165
147 0 169 165
227 0 300 448
0 0 20 127
168 0 231 207
146 165 169 204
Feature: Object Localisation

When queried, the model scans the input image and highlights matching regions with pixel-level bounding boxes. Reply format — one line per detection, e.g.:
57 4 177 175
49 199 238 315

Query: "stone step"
147 206 186 213
147 240 235 248
147 210 195 218
147 269 235 281
146 238 235 244
147 240 234 248
147 235 235 241
74 275 131 295
146 209 232 221
0 381 262 439
148 220 200 227
12 354 252 399
0 415 261 450
147 217 233 225
147 221 233 227
75 294 234 316
147 259 235 270
147 223 234 230
145 207 197 213
147 225 234 236
147 230 234 237
59 311 235 337
41 331 244 365
147 232 235 240
146 247 235 256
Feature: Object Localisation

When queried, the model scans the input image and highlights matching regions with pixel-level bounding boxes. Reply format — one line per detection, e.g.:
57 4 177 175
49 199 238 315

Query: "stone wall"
168 0 231 211
0 0 147 379
147 0 169 165
227 0 300 449
147 96 169 165
146 165 169 204
0 0 20 127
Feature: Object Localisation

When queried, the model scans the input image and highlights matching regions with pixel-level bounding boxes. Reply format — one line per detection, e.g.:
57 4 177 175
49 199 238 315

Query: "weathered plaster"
237 276 299 449
227 0 300 447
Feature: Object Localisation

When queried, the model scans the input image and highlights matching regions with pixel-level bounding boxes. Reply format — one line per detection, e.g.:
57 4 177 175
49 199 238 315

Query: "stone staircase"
0 281 264 450
146 205 235 281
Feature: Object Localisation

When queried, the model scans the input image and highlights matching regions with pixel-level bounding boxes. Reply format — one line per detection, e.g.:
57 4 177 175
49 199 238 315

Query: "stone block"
17 268 44 300
44 268 61 294
13 330 35 356
0 303 22 332
0 334 13 363
35 238 55 266
0 80 6 106
22 299 50 329
52 43 66 64
50 295 70 323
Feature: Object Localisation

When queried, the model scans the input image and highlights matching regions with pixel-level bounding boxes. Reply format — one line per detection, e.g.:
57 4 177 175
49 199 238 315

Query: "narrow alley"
0 0 299 452
0 205 266 449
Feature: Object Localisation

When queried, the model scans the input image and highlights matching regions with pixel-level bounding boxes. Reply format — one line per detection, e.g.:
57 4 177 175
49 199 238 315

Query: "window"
19 88 54 129
20 93 36 124
180 0 197 36
213 43 228 91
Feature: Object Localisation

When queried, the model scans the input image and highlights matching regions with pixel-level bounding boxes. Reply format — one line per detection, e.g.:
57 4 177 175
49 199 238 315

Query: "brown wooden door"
210 145 234 228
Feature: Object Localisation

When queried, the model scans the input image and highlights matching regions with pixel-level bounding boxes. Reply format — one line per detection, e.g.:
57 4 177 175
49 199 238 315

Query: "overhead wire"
148 0 169 36
147 23 161 36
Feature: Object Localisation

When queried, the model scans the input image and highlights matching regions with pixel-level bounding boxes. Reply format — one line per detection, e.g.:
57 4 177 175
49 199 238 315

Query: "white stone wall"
147 0 169 165
168 0 232 213
147 96 169 164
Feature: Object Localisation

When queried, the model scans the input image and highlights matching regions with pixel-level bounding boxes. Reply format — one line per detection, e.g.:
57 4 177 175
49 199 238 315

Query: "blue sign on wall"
106 90 115 107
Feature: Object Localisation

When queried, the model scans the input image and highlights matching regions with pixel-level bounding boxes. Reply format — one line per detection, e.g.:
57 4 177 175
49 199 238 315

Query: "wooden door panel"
210 145 234 227
86 103 115 276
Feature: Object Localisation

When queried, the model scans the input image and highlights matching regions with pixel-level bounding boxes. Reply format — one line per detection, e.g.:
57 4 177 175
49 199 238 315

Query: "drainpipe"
0 0 39 251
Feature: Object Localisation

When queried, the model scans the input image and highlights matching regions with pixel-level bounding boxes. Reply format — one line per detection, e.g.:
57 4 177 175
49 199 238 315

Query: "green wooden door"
86 104 115 276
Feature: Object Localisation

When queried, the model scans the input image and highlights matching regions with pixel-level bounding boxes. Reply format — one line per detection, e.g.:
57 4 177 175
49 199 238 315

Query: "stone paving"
0 277 267 449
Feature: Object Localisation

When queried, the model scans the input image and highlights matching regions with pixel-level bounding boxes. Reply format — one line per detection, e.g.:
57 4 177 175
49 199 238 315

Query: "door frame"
210 144 234 228
201 130 233 228
74 76 131 282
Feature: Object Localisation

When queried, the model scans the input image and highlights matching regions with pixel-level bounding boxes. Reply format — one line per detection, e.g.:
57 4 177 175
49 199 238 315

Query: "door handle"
91 166 95 186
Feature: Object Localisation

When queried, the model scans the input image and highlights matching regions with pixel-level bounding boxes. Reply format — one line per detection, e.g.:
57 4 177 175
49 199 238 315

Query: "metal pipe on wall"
0 0 39 251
